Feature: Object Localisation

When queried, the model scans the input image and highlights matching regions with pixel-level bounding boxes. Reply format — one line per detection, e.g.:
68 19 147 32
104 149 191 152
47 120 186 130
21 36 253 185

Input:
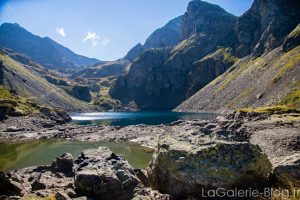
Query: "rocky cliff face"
124 16 183 62
111 0 237 109
181 0 237 41
176 0 300 112
235 0 300 57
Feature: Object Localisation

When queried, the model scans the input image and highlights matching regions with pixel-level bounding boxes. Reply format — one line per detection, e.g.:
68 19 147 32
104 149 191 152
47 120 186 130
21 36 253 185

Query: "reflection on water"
0 140 154 171
70 111 218 126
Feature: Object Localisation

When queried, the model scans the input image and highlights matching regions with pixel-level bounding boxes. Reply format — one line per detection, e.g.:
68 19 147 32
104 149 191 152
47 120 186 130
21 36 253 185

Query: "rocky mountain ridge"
0 23 100 72
111 0 300 111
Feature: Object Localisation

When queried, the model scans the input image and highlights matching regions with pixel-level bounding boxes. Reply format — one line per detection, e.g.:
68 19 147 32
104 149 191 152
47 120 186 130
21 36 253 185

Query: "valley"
0 0 300 199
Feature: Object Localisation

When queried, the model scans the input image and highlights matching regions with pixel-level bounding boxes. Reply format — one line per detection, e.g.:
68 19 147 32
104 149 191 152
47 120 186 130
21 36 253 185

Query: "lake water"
0 139 154 171
70 111 218 126
0 112 218 172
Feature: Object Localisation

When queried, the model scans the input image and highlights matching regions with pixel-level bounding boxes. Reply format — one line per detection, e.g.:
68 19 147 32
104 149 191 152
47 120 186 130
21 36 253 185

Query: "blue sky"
0 0 253 61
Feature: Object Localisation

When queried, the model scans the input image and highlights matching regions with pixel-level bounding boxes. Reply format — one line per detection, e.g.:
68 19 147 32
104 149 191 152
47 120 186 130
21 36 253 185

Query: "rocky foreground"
0 111 300 199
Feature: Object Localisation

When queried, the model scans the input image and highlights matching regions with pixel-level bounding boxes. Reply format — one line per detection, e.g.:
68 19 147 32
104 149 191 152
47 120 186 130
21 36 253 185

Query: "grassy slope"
176 46 300 112
0 53 90 111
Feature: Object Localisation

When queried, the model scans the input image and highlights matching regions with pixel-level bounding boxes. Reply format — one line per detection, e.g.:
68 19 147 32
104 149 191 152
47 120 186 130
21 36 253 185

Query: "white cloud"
82 31 110 47
56 28 66 37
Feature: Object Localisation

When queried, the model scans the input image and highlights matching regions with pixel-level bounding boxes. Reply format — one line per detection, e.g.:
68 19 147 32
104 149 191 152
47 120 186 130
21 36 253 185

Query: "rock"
282 23 300 52
0 196 8 200
74 147 140 200
66 188 76 198
40 107 71 124
11 108 25 117
8 196 20 200
110 0 237 110
250 128 300 190
273 154 300 189
66 85 92 102
55 191 71 200
42 121 56 128
236 0 300 57
147 133 272 199
71 197 87 200
5 126 24 132
51 153 74 177
0 172 24 196
134 169 150 187
31 179 46 191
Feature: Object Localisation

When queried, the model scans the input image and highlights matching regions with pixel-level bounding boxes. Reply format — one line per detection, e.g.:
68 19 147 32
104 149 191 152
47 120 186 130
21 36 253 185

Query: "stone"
74 147 140 200
51 153 74 177
0 196 8 200
147 132 272 199
273 154 300 189
0 172 24 196
31 179 46 191
55 191 71 200
5 126 24 132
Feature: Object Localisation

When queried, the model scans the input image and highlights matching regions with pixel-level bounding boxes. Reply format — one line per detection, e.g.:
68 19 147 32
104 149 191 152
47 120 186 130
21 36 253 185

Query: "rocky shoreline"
0 111 300 199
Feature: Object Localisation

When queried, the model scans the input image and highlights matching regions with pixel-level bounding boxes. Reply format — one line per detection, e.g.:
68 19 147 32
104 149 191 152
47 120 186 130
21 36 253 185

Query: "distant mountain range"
0 23 101 72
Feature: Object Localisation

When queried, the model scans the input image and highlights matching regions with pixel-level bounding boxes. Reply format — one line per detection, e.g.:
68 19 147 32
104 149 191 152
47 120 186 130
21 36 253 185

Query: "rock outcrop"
147 128 272 199
235 0 300 58
250 128 300 190
187 48 237 97
74 147 141 200
65 85 92 102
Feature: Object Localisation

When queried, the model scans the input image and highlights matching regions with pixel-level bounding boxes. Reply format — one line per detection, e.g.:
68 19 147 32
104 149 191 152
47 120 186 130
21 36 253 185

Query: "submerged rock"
147 132 272 199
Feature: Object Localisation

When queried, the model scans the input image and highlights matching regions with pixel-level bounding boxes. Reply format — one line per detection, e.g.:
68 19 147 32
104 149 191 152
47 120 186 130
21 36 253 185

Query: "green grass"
225 87 255 108
272 52 300 83
239 105 299 114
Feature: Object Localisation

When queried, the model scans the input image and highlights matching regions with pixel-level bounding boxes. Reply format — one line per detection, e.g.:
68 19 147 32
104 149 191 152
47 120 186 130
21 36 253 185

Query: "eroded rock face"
187 48 237 97
236 0 300 57
66 85 91 102
147 131 272 199
282 23 300 52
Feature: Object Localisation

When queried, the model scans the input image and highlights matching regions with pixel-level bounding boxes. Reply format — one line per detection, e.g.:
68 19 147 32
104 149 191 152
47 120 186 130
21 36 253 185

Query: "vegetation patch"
279 80 300 108
225 87 255 109
272 52 300 83
239 105 299 114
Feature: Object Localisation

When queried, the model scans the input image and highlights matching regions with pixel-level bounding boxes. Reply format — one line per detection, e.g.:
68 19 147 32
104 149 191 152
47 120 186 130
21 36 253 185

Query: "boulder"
74 147 140 200
147 131 272 199
250 128 300 190
51 153 74 177
0 172 24 196
273 153 300 189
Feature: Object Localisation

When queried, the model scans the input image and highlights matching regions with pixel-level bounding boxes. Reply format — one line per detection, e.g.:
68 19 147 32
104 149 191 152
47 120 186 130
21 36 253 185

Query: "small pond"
0 139 154 171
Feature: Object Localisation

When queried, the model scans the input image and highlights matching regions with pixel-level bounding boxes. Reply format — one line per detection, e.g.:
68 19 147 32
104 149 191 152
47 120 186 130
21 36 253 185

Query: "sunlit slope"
0 53 90 111
176 45 300 112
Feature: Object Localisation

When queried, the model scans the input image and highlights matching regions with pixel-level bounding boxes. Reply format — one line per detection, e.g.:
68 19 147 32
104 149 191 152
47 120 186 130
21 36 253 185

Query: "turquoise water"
0 140 154 171
70 111 218 126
